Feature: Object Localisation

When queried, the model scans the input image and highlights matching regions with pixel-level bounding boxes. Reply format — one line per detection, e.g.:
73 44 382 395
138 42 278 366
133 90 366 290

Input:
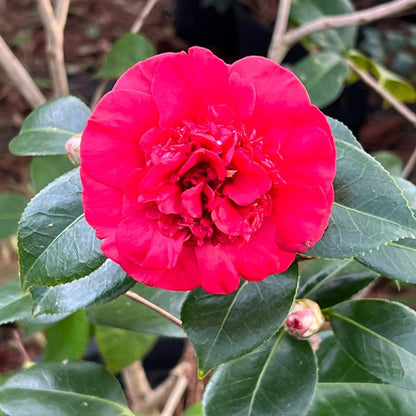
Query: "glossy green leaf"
0 361 133 416
18 168 105 291
316 331 381 383
307 139 416 258
95 326 157 373
357 238 416 284
307 383 416 416
19 312 71 338
182 402 203 416
294 52 349 108
9 96 90 156
30 259 134 315
396 177 416 210
327 117 362 149
203 333 317 416
299 258 377 308
182 266 298 375
328 299 416 390
44 310 90 361
30 155 74 192
96 32 155 79
0 278 32 325
0 192 27 238
87 284 187 338
290 0 357 52
372 151 403 176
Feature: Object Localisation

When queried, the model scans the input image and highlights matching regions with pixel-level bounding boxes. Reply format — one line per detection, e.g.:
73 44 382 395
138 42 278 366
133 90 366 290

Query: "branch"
131 0 159 34
267 0 292 62
125 291 183 327
0 35 46 108
160 363 190 416
37 0 69 97
270 0 416 63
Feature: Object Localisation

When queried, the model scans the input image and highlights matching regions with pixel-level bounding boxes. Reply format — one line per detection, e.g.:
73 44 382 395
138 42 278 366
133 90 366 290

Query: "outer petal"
113 52 176 94
230 56 311 153
81 90 158 191
271 184 334 253
194 244 240 294
227 218 295 281
152 47 230 126
278 106 336 189
116 213 186 271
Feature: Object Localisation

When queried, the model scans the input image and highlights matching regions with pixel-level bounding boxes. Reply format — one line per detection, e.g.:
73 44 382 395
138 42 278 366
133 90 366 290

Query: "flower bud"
65 133 82 166
284 299 324 339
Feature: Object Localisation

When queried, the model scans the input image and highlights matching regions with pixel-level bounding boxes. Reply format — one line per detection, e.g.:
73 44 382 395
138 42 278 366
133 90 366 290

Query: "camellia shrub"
1 1 416 416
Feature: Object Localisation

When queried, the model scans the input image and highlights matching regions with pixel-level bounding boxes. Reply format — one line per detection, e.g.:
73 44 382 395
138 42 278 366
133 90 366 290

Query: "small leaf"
18 168 105 291
30 259 134 315
290 0 357 52
0 361 133 416
182 402 203 416
294 52 349 108
95 326 157 373
203 333 317 416
0 192 28 238
299 258 378 308
307 139 416 258
0 279 32 325
44 310 90 361
96 33 156 79
307 383 416 416
316 331 381 383
30 155 74 192
328 299 416 390
182 266 298 375
87 284 187 338
9 96 90 156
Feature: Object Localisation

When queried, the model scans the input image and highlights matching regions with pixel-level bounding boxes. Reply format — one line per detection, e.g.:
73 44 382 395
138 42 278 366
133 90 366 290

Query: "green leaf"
0 278 32 325
290 0 357 52
307 383 416 416
203 333 317 416
299 258 378 308
182 402 203 416
96 33 156 79
294 52 349 108
396 177 416 210
30 259 134 315
9 96 90 156
316 331 381 383
19 312 71 338
0 361 133 416
182 266 298 375
18 168 105 291
95 326 157 373
307 139 416 258
30 155 74 192
357 238 416 284
44 310 90 361
327 117 363 149
372 151 403 176
328 299 416 390
0 192 27 238
87 284 187 338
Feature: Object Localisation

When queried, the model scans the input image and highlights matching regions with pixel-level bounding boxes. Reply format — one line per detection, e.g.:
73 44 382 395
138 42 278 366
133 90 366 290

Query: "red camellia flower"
80 47 336 294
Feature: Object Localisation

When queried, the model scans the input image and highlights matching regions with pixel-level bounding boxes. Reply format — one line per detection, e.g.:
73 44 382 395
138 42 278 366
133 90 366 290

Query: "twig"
37 0 69 97
54 0 70 28
131 0 159 34
269 0 416 63
0 35 46 108
160 363 190 416
11 329 31 363
125 290 183 327
122 361 152 413
401 146 416 179
347 60 416 128
90 79 108 108
267 0 292 63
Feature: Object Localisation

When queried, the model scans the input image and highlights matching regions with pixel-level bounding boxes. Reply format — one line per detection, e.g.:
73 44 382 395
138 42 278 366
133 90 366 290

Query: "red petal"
81 90 158 191
271 184 334 253
195 244 240 294
223 149 271 205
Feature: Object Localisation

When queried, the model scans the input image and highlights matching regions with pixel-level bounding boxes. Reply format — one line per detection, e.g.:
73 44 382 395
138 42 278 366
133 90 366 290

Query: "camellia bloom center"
81 47 336 294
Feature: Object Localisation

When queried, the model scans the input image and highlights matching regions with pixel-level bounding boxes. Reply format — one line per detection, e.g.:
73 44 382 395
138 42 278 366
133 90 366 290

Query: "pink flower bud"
285 299 325 339
65 133 82 166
